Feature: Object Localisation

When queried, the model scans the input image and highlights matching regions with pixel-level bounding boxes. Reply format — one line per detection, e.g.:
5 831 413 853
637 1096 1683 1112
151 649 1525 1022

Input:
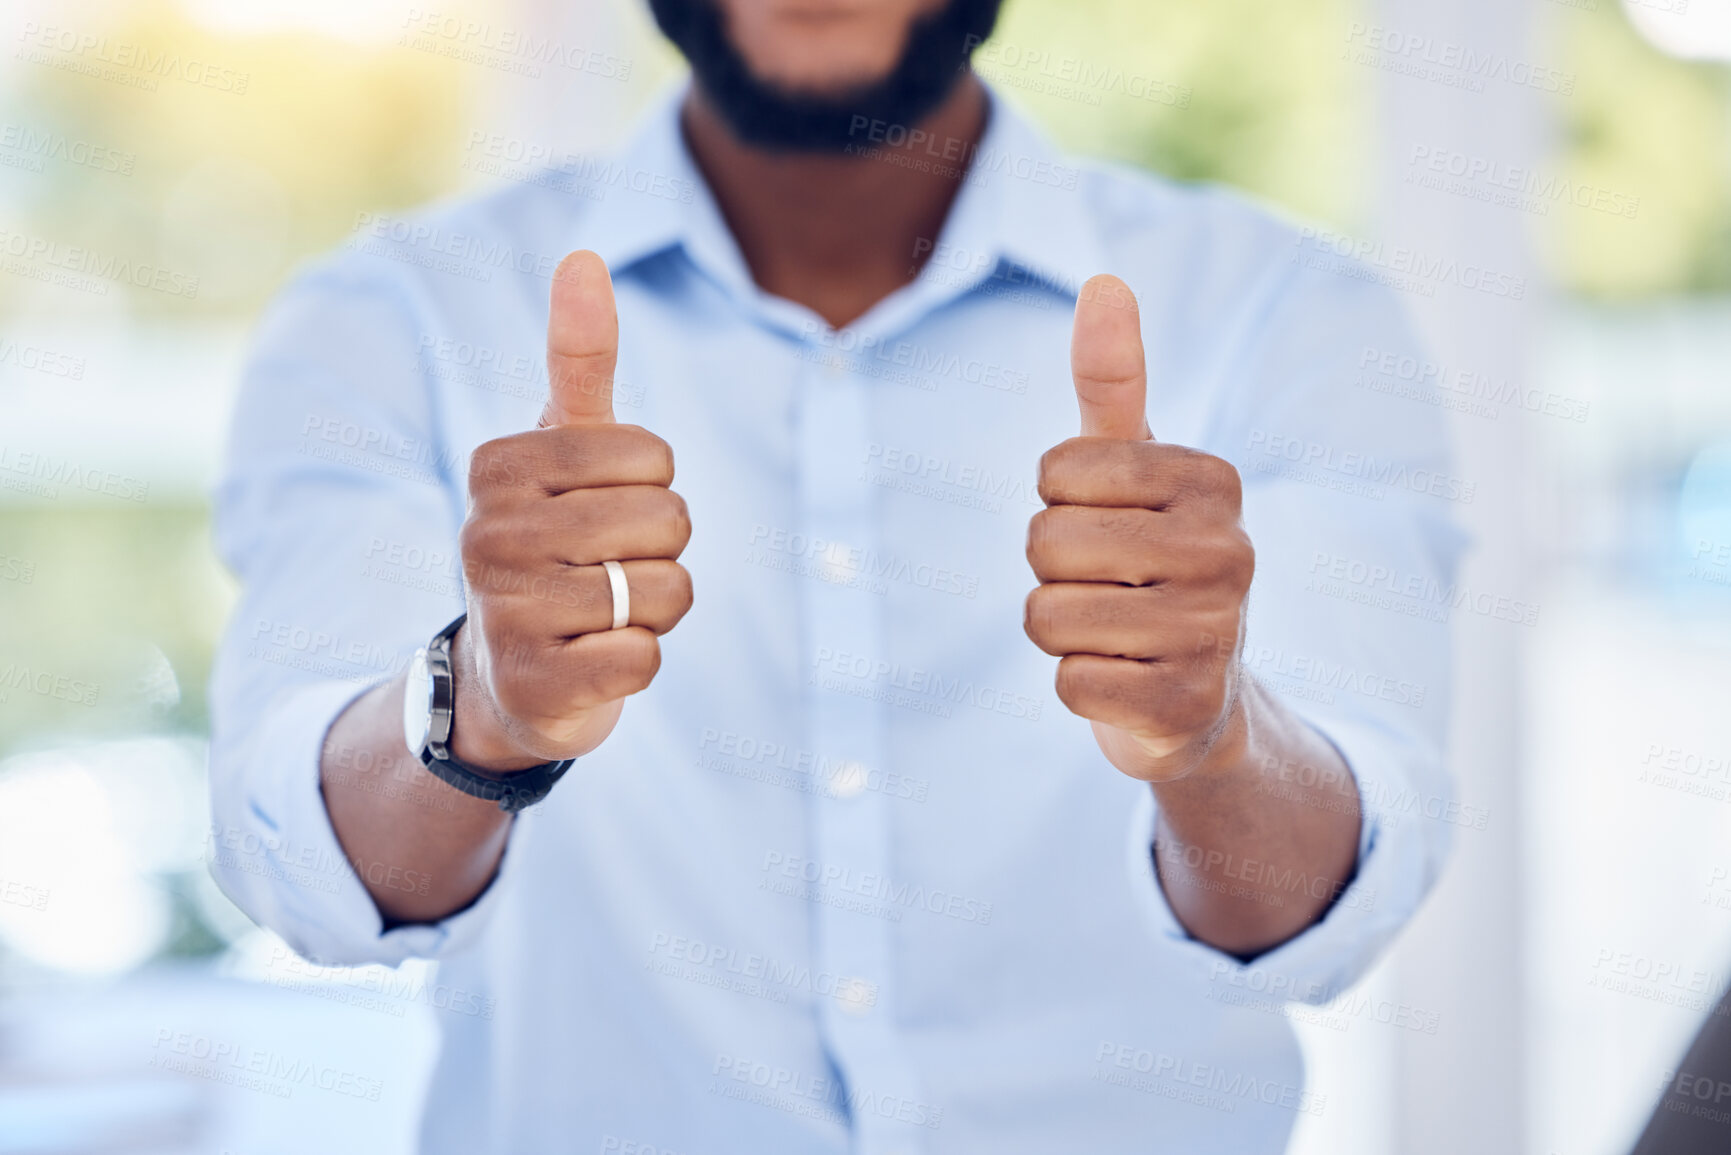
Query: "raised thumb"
541 249 618 427
1070 274 1150 441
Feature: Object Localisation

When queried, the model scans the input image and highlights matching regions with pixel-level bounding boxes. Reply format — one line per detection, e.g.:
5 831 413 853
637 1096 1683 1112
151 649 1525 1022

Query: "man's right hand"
452 250 693 770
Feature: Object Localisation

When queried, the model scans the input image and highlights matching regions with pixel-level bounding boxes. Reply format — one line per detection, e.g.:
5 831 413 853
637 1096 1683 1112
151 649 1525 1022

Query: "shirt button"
837 977 876 1016
828 761 868 801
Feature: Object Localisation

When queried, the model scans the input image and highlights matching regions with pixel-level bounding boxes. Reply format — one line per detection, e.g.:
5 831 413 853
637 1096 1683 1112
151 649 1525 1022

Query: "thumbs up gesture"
1025 276 1255 783
451 251 693 768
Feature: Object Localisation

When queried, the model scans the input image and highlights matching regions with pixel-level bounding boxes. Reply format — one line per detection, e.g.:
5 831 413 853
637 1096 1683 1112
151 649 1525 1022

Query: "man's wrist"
446 623 550 773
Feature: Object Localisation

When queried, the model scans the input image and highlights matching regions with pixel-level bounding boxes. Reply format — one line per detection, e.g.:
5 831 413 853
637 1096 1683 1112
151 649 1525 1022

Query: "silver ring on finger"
602 559 629 630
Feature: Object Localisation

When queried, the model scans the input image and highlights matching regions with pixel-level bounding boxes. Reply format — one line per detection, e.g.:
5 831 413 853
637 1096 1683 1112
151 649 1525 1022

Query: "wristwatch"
402 612 574 812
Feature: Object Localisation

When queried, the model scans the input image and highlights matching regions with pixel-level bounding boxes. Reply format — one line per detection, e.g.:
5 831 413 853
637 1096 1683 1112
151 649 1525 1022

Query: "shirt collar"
930 94 1107 304
577 82 1110 321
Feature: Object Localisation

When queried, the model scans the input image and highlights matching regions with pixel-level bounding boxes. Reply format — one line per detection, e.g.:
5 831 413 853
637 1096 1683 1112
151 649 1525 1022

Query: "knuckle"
1026 509 1056 567
620 425 676 482
1036 438 1084 503
1053 657 1089 712
644 562 694 630
1213 456 1244 507
668 563 695 616
1023 587 1058 651
467 436 519 493
1228 533 1256 590
652 434 676 482
1055 656 1115 717
666 490 693 547
616 633 662 691
459 515 507 568
1177 449 1240 504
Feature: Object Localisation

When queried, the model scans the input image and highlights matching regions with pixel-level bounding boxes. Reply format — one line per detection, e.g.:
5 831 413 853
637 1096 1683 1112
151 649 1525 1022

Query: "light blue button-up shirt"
209 84 1462 1154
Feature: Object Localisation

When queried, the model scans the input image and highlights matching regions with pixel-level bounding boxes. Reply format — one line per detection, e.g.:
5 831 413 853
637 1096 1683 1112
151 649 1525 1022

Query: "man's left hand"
1024 274 1256 782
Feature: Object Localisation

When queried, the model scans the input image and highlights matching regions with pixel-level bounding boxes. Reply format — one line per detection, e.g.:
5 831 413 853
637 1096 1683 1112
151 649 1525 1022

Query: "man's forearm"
320 651 518 925
1150 677 1362 958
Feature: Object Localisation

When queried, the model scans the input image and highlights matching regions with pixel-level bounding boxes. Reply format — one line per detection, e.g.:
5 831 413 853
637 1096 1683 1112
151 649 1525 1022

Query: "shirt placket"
797 343 931 1155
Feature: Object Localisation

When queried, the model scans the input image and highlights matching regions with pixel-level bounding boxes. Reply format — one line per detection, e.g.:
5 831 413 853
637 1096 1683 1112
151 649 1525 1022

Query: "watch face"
402 647 433 756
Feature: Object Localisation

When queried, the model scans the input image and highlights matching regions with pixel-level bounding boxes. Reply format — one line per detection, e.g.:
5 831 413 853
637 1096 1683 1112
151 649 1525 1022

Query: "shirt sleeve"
1129 254 1469 1004
205 258 518 968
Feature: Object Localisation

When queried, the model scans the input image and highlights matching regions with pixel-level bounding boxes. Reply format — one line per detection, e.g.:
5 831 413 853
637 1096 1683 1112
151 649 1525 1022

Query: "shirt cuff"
208 678 524 968
1125 717 1448 1005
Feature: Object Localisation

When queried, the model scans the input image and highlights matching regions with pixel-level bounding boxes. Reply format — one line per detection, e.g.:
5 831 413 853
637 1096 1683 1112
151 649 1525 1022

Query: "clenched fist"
1025 275 1255 782
452 251 693 768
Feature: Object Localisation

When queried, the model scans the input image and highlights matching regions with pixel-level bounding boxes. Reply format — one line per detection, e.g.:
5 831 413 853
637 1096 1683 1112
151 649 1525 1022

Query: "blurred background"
1 0 1729 1151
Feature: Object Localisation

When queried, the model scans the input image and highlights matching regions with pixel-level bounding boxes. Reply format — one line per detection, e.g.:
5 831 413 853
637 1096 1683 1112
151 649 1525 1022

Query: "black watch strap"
419 612 574 813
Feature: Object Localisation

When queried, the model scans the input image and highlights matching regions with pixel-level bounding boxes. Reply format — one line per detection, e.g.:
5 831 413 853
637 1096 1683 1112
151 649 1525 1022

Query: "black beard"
646 0 1004 153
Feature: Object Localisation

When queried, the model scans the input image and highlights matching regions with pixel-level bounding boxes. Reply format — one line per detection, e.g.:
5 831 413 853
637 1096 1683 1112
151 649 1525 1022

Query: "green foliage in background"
1549 3 1731 297
9 3 466 318
984 0 1366 229
6 0 1728 310
0 506 231 758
